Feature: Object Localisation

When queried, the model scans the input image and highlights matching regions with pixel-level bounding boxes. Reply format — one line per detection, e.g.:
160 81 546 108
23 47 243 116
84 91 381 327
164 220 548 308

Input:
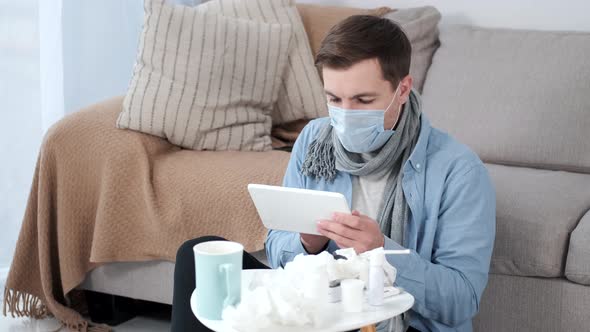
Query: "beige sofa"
77 7 589 332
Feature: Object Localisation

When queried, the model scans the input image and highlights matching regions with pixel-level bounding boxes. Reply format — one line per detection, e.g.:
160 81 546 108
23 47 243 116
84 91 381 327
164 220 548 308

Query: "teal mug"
193 241 243 320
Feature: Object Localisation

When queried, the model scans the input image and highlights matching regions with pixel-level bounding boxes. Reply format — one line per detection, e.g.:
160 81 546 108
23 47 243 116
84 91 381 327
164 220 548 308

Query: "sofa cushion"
383 6 441 92
198 0 328 125
118 0 293 151
296 3 394 58
422 25 590 173
487 163 590 277
566 211 590 285
474 274 590 332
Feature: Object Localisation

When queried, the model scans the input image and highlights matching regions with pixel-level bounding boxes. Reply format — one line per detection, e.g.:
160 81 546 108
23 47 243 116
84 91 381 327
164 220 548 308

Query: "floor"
0 294 171 332
0 313 171 332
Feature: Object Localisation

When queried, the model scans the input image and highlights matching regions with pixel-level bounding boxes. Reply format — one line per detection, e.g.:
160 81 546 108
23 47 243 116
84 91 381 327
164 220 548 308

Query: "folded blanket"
3 96 290 331
271 119 311 150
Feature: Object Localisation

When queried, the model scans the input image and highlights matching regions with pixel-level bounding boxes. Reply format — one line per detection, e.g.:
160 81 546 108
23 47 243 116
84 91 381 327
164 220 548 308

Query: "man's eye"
329 98 341 103
358 99 374 104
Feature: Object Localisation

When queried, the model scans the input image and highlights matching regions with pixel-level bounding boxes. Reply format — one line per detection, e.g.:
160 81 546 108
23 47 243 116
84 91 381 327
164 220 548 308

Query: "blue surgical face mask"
328 84 402 153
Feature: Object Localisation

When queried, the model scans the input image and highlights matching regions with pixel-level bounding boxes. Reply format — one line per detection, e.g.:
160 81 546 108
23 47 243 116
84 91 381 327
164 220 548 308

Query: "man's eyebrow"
324 90 379 98
324 90 339 98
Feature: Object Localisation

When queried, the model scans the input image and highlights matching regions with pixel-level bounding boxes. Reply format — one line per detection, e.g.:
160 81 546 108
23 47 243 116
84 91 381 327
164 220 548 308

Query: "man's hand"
300 233 329 254
317 210 384 254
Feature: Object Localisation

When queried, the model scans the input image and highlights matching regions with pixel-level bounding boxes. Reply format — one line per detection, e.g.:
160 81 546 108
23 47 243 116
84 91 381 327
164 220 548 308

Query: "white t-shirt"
350 154 394 219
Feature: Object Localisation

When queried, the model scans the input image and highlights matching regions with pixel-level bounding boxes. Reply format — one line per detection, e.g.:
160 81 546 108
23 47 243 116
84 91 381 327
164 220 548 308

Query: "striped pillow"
117 0 293 151
197 0 328 124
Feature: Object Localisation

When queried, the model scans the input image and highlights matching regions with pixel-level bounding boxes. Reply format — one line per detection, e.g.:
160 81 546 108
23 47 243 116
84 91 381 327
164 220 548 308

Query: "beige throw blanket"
3 96 290 331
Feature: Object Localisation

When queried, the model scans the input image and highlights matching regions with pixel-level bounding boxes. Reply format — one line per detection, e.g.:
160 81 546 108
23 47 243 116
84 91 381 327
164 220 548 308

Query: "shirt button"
416 163 421 169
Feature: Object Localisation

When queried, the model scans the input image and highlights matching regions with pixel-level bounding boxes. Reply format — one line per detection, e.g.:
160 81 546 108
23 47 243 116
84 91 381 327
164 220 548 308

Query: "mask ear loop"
385 83 403 130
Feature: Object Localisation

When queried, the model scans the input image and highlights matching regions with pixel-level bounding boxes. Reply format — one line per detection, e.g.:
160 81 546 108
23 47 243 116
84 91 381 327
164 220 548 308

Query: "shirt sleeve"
265 122 313 268
384 163 496 327
264 120 345 268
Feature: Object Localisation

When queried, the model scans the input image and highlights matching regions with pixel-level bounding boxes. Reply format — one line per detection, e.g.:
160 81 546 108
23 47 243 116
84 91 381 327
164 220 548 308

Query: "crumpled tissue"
221 248 397 331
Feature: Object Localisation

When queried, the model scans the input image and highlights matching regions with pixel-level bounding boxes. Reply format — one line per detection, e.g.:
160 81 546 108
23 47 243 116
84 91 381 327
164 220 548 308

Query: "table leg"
361 324 377 332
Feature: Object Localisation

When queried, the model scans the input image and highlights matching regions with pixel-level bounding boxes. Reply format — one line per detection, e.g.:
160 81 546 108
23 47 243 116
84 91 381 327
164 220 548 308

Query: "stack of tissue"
222 247 397 331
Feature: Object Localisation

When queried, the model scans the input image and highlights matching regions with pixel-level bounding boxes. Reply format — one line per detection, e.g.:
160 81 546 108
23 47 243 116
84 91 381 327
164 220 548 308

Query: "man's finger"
332 213 364 230
317 220 357 240
317 226 355 249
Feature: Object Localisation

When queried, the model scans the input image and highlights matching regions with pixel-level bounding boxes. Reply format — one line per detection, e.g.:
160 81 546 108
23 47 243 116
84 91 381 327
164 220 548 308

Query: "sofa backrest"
421 25 590 173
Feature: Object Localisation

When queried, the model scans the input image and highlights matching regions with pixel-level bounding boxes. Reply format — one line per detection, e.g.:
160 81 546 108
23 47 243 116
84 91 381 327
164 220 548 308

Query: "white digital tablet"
247 184 351 235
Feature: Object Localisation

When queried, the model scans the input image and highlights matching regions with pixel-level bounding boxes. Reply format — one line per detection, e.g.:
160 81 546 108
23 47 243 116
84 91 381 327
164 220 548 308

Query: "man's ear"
400 75 413 104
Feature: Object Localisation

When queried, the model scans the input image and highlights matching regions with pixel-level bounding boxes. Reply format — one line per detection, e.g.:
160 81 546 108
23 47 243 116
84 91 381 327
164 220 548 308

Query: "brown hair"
315 15 411 88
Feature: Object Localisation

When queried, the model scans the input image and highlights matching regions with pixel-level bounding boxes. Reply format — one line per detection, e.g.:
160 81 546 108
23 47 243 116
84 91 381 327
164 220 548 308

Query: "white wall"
61 0 201 114
0 0 41 289
62 0 144 114
298 0 590 32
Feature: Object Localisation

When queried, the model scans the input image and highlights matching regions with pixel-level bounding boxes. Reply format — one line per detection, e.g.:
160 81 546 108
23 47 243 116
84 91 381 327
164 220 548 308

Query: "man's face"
322 58 412 130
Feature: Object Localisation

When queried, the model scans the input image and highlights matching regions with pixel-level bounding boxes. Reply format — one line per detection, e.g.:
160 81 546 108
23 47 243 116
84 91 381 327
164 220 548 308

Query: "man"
265 15 496 332
171 15 495 332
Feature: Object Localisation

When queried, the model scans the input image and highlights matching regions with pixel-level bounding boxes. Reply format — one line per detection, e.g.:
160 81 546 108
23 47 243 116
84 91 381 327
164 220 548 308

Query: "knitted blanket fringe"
3 288 111 332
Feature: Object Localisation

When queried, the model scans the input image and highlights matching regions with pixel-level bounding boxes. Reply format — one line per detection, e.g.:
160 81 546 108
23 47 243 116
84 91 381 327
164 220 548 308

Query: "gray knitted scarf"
301 89 422 245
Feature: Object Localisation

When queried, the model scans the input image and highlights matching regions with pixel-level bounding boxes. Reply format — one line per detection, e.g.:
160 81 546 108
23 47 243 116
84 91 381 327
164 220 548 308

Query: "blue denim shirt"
265 115 496 332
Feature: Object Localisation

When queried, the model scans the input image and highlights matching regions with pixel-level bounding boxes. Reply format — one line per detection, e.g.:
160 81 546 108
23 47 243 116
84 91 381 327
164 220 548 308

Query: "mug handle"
219 263 238 308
